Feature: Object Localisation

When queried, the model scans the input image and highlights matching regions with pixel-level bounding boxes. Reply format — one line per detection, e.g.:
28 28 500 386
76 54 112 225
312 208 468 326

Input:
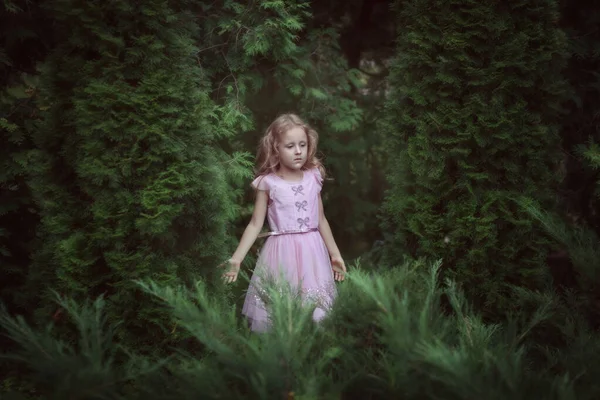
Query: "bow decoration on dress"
295 200 308 212
297 217 310 229
291 185 305 196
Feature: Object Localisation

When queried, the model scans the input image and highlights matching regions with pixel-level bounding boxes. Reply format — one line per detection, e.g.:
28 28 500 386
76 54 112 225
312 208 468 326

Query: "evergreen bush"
557 1 600 234
381 0 569 319
23 0 251 352
0 0 48 314
2 258 600 399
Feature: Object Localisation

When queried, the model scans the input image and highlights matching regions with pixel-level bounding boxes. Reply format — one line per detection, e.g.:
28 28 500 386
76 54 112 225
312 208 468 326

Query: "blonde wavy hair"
255 113 326 179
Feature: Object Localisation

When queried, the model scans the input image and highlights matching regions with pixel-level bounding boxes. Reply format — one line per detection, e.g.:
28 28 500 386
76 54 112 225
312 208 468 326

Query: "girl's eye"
285 143 306 148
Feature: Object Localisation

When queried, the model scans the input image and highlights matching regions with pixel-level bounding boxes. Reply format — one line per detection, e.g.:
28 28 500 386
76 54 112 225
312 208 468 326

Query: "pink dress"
241 167 337 332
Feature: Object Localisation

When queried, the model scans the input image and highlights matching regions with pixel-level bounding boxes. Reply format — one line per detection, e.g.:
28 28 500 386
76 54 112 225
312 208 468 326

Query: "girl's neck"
276 167 304 182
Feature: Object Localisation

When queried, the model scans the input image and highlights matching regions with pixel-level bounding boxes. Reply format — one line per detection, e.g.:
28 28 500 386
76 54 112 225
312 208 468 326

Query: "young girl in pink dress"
222 113 346 332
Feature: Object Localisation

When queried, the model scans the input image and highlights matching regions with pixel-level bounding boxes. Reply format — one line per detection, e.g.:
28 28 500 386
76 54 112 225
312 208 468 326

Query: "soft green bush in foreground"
1 258 599 400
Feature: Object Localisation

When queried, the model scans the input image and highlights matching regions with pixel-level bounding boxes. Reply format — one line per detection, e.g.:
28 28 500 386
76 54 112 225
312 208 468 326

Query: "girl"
222 113 346 332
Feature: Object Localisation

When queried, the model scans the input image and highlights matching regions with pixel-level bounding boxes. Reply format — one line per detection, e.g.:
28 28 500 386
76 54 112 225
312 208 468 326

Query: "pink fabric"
241 167 337 332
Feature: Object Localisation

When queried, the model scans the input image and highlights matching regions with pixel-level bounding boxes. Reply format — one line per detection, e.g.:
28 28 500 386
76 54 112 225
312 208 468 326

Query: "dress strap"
257 227 318 238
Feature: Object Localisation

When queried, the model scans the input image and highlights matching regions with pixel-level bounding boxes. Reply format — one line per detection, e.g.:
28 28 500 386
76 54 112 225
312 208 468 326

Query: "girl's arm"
232 190 268 262
318 193 346 281
224 190 268 283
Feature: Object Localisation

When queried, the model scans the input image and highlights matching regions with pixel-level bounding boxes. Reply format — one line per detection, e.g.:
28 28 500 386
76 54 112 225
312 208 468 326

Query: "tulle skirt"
241 231 337 332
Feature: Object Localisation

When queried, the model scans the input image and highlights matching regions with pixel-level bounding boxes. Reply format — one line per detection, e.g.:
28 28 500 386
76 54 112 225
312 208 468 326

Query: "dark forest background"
1 0 600 398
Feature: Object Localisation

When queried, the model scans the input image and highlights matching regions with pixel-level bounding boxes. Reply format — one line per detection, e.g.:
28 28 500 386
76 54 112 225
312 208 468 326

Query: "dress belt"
257 227 318 238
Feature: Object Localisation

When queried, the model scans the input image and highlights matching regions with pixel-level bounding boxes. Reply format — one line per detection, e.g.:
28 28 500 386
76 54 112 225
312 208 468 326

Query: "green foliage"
0 73 37 269
196 0 314 131
0 293 144 399
515 195 600 395
23 0 252 352
517 136 600 329
3 259 600 399
520 196 599 288
202 0 387 256
572 139 600 226
198 0 366 151
0 0 48 315
578 141 600 170
382 0 569 318
557 1 600 233
4 0 600 397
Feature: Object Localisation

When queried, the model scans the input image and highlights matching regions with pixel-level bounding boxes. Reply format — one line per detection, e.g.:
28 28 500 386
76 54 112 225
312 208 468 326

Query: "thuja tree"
0 1 51 392
382 0 568 318
558 1 600 233
25 0 248 350
0 1 47 313
194 0 375 257
201 0 394 257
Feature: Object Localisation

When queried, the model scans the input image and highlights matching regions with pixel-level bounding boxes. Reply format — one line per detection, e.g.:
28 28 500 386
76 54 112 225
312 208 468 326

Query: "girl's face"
277 126 308 172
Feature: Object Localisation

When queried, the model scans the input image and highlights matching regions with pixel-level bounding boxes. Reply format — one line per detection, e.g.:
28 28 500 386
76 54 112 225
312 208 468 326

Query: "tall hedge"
25 0 242 349
382 0 568 318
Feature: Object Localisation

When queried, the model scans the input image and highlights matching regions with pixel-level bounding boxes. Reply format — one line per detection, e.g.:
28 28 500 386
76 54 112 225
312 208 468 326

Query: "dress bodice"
251 168 323 233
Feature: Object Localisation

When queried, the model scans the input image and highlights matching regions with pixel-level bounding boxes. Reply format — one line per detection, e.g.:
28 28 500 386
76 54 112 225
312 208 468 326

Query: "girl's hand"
331 256 346 282
220 258 241 283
